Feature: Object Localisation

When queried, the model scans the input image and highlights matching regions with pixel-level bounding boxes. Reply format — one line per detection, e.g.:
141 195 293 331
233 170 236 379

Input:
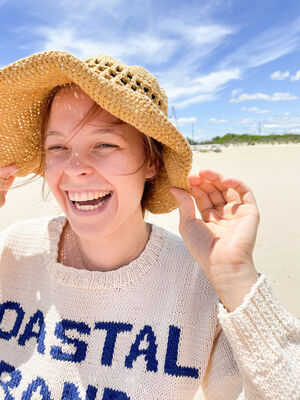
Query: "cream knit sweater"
0 215 299 400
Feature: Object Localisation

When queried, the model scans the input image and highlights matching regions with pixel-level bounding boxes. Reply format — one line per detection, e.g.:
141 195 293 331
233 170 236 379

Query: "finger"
196 169 241 204
190 185 213 212
0 194 5 207
0 165 19 179
197 170 242 203
221 177 257 206
0 177 15 208
2 175 16 190
189 175 203 186
0 174 17 192
190 185 223 223
192 178 226 208
170 187 195 225
198 170 228 192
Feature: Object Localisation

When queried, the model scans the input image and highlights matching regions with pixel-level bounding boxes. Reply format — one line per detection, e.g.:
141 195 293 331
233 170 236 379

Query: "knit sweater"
0 216 299 400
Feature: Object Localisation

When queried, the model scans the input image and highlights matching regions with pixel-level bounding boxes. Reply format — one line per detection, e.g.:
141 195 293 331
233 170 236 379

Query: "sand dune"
1 144 299 317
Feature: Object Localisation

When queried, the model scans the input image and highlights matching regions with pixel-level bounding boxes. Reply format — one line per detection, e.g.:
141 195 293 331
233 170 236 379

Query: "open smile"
66 190 113 214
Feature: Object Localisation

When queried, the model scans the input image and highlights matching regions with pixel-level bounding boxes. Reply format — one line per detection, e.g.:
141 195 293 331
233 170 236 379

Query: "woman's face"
44 85 154 239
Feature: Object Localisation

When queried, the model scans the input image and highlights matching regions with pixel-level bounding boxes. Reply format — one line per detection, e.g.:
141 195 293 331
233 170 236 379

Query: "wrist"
213 267 259 312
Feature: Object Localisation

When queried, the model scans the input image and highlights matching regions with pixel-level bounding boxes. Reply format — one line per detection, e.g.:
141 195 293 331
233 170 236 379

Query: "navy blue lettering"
50 319 91 362
21 377 53 399
125 325 158 372
94 322 132 366
61 382 97 399
0 361 21 399
164 325 199 379
102 388 130 400
18 310 46 354
0 302 24 340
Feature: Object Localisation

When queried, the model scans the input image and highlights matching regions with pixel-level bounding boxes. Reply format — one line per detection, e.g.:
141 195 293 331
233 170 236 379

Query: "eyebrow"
45 128 120 138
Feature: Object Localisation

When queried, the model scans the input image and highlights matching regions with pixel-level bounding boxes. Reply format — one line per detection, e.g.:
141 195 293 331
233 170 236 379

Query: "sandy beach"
1 144 299 317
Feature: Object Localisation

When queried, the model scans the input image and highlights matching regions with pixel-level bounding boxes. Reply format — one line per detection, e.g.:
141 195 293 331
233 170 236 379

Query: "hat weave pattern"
0 51 192 213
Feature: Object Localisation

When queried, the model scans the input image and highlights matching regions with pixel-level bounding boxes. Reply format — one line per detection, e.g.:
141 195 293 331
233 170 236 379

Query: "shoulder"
0 215 66 255
151 224 216 295
152 224 191 260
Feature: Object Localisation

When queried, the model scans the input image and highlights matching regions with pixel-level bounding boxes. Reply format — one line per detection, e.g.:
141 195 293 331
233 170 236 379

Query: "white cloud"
194 69 240 89
221 17 300 69
169 117 197 126
210 118 228 123
264 124 280 129
241 107 270 114
177 117 197 124
183 24 234 46
229 112 300 134
230 92 298 103
28 2 239 109
291 70 300 81
174 93 216 108
161 20 235 56
267 112 291 122
237 118 253 124
261 113 300 132
270 70 290 80
22 1 300 112
33 0 134 21
166 68 241 108
35 27 177 64
167 69 240 100
232 88 243 97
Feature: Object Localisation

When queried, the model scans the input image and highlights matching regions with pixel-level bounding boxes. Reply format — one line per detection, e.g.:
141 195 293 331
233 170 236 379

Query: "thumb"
170 187 195 225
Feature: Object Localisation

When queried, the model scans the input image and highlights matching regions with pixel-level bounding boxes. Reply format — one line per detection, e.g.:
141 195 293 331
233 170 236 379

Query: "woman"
0 51 299 399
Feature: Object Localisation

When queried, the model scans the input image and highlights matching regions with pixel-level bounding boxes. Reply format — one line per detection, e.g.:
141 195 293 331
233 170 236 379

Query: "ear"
145 159 157 180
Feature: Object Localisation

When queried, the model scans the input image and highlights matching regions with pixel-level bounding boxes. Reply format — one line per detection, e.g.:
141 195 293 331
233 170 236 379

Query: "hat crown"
83 54 168 116
0 50 192 213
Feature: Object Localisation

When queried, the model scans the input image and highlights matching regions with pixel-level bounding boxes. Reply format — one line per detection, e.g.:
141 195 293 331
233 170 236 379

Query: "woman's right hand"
0 165 18 207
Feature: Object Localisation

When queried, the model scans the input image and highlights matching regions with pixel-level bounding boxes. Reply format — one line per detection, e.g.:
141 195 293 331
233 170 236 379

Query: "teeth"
74 199 107 211
68 190 110 202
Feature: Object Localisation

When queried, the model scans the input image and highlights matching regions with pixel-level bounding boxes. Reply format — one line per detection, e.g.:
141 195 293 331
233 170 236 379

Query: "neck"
72 215 151 272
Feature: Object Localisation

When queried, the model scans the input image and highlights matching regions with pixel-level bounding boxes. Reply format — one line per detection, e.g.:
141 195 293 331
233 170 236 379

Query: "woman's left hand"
171 169 260 312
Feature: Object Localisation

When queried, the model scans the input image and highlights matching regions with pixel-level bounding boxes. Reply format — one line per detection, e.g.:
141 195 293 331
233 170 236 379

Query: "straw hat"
0 50 192 213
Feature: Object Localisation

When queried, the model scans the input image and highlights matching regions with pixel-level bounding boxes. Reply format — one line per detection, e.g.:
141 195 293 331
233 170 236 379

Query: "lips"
66 190 112 212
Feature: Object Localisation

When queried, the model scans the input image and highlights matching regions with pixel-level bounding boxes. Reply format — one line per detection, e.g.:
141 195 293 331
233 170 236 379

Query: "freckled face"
44 85 154 239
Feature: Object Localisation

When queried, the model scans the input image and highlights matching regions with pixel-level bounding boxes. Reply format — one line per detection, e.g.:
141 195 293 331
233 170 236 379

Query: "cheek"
44 160 63 197
116 172 147 205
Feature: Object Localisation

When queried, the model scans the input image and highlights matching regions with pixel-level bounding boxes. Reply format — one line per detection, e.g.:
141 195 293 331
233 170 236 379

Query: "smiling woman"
0 51 299 400
40 83 163 214
41 83 162 269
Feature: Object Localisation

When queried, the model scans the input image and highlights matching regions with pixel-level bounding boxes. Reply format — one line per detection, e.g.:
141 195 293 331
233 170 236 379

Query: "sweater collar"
44 216 165 290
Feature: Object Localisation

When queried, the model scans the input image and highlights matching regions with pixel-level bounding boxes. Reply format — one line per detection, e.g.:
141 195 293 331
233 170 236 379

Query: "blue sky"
0 0 300 141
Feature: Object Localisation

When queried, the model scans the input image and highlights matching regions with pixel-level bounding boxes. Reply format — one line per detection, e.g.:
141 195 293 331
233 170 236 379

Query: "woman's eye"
47 145 67 151
95 143 118 149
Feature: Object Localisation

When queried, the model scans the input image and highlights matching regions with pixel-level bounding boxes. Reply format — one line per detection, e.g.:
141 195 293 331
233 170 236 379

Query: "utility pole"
192 123 194 140
258 120 261 134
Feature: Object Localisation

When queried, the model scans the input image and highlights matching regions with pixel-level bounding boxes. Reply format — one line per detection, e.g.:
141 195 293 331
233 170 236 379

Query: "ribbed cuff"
218 274 298 341
217 274 300 399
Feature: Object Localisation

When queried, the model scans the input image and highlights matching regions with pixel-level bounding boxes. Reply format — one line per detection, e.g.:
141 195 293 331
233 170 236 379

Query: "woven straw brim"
0 51 192 213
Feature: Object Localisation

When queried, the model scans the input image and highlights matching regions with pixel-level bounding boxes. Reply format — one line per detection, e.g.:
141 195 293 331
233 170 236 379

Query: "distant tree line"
186 133 300 145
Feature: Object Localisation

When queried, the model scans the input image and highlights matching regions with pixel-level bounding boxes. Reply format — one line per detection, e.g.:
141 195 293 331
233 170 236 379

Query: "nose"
63 151 94 177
